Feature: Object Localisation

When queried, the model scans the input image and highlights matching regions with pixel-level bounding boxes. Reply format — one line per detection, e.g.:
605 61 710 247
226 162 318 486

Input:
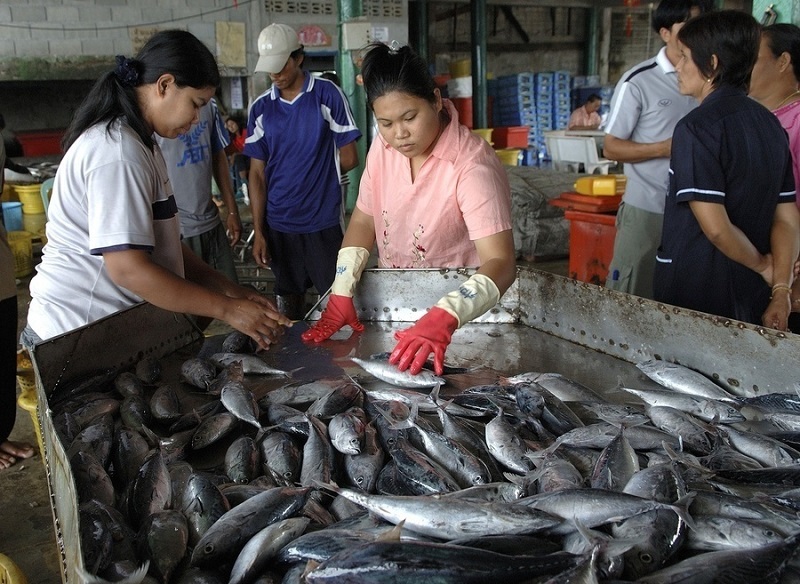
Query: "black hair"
320 71 342 87
677 10 760 91
762 23 800 83
0 113 5 131
360 42 437 110
290 46 305 69
62 29 220 152
651 0 709 33
587 93 602 102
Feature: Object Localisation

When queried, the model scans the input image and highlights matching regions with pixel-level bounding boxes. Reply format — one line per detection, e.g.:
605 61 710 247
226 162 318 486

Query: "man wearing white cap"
244 23 362 319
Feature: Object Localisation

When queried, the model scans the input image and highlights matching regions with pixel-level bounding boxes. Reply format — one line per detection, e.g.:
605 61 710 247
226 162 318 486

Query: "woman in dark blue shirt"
654 10 800 330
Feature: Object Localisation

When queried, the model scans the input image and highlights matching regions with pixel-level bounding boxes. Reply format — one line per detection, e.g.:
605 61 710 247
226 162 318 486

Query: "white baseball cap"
255 24 301 74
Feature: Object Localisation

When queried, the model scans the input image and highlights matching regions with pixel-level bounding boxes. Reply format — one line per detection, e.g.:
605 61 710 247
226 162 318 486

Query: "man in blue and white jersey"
245 23 362 320
157 98 241 283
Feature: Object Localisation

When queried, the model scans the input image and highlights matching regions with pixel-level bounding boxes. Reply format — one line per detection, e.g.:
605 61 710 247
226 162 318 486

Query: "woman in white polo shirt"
24 30 291 349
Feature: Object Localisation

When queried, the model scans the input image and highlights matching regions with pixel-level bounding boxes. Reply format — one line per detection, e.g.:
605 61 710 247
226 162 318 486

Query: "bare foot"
0 440 35 469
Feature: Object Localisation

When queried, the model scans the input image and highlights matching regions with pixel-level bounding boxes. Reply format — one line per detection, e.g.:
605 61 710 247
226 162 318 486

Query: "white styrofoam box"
447 76 473 98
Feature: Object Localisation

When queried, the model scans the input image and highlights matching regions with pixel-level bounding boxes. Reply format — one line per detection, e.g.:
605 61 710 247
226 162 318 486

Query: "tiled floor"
2 239 567 582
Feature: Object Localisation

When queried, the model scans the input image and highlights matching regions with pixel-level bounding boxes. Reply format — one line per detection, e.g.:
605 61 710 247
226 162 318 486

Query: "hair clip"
114 55 140 87
388 40 402 54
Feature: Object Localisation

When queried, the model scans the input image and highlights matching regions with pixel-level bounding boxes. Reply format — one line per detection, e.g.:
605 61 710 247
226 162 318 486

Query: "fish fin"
77 561 150 584
139 424 160 448
503 472 524 485
668 492 697 531
333 349 358 362
301 560 321 579
286 367 303 377
311 479 341 494
377 520 405 542
372 400 416 430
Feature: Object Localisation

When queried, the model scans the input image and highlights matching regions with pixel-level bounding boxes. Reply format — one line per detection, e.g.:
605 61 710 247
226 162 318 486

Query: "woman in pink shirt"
303 42 516 376
749 23 800 318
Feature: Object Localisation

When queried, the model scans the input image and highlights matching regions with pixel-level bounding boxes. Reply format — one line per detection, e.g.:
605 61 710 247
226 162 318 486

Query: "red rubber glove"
301 294 364 343
389 307 458 376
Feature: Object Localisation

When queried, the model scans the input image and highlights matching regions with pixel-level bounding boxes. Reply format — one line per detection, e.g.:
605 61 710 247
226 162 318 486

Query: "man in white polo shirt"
603 0 709 298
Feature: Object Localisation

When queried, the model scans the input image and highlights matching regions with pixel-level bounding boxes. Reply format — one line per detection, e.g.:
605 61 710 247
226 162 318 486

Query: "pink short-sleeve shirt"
774 100 800 210
357 100 512 268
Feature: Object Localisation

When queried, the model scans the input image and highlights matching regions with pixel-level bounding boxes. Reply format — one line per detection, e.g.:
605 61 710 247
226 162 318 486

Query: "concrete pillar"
338 0 368 211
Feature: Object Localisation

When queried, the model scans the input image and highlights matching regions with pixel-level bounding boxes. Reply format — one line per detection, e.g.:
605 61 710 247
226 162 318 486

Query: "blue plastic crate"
554 70 571 83
496 93 535 110
497 73 535 90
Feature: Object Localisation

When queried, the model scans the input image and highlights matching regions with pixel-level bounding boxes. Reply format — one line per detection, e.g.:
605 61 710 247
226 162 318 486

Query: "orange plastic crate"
492 126 529 149
564 209 617 286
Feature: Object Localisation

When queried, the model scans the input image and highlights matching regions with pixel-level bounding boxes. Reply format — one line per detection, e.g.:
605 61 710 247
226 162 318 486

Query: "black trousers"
0 295 18 443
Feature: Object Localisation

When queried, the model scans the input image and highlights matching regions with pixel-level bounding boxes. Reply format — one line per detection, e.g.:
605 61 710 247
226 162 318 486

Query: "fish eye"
356 476 364 485
204 543 215 554
764 529 776 537
284 471 293 479
639 553 653 564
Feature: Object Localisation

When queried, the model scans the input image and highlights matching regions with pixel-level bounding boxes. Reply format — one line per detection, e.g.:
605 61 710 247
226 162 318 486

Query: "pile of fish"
46 329 800 583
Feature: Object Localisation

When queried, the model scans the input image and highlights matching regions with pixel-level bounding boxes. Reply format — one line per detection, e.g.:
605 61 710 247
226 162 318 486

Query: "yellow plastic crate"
15 351 42 458
0 553 29 584
495 148 521 166
7 231 33 278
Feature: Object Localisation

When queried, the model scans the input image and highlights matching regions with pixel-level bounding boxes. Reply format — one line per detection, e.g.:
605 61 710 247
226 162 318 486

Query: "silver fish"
139 510 188 584
260 431 302 484
720 426 800 468
590 425 639 491
637 534 800 583
329 407 367 455
306 382 363 419
129 449 171 529
621 387 745 423
190 486 312 567
210 352 291 376
485 408 535 475
686 516 788 551
220 381 262 431
300 415 335 492
636 359 738 402
351 356 445 388
225 435 261 484
518 488 695 536
259 379 348 408
343 421 385 492
323 483 561 540
303 539 579 583
229 517 311 584
180 473 231 547
408 412 491 488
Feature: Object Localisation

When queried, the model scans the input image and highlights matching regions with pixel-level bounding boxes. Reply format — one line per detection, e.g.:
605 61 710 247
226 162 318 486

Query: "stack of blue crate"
530 72 554 162
491 73 536 128
553 70 572 131
488 73 539 165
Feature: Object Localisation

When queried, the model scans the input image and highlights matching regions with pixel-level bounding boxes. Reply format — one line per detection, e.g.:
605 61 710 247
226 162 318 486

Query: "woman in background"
24 30 290 349
749 23 800 321
653 11 800 330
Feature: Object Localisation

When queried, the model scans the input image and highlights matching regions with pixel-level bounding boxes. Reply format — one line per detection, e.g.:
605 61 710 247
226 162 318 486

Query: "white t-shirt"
28 120 184 340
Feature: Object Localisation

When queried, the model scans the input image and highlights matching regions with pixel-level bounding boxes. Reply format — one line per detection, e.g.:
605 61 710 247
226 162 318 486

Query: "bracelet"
771 284 791 299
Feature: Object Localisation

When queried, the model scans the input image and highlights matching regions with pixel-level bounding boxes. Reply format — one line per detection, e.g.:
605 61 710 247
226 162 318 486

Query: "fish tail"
77 560 150 584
